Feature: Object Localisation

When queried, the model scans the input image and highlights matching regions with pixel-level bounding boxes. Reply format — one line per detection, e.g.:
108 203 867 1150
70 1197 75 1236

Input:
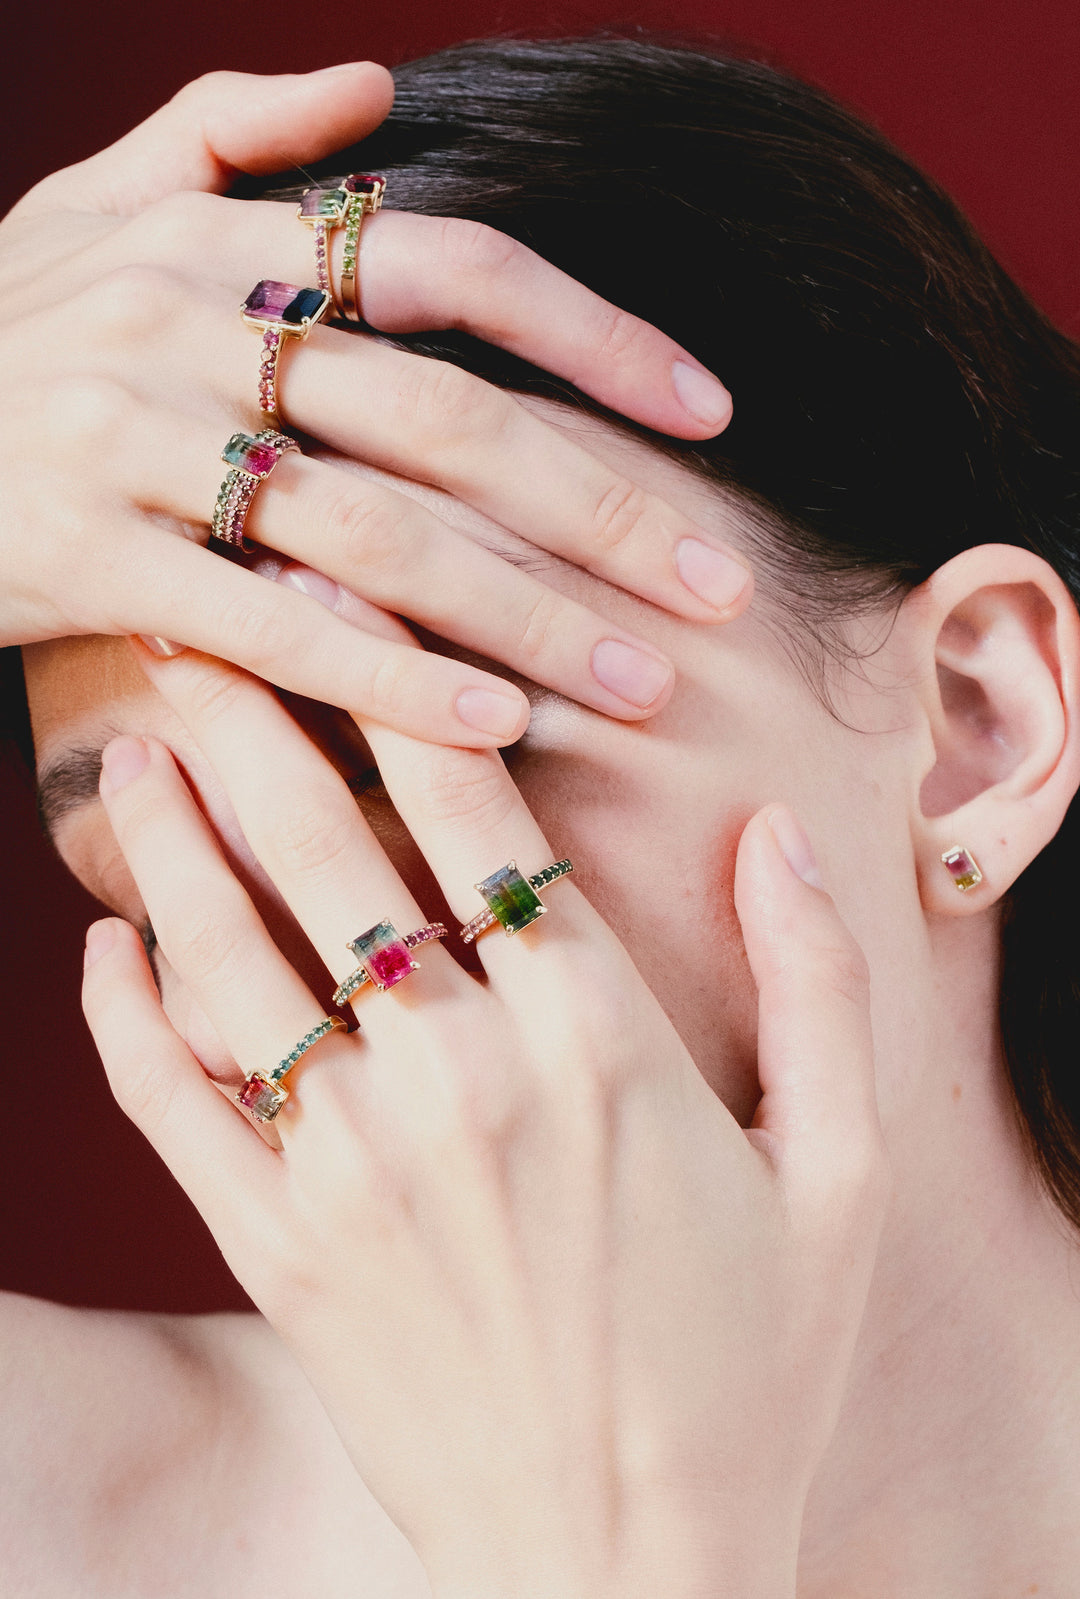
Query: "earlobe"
905 544 1080 915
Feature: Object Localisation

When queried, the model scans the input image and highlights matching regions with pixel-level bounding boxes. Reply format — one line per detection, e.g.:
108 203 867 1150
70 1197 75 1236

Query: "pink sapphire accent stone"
342 173 386 200
348 920 419 991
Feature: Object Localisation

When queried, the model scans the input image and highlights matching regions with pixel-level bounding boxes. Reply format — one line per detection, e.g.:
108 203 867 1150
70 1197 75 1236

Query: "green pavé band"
459 859 573 943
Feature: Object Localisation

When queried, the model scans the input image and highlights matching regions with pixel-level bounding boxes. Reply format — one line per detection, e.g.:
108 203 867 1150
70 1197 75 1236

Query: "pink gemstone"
944 849 974 881
369 941 417 989
237 1074 287 1121
343 172 385 195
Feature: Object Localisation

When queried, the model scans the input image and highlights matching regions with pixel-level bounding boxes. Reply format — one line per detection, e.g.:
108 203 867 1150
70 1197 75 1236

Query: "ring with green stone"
458 859 574 944
236 1014 348 1125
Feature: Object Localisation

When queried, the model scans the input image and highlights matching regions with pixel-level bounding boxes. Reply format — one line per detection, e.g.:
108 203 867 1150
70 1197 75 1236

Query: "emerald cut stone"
942 846 983 892
237 1073 289 1123
475 861 546 935
348 920 418 991
221 432 278 476
242 280 331 329
298 186 346 220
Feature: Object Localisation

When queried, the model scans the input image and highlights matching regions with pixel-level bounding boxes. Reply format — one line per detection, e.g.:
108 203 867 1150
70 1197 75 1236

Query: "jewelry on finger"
336 174 386 323
458 859 574 943
297 186 350 302
333 919 448 1005
211 428 300 552
241 279 332 419
236 1013 348 1123
941 844 983 892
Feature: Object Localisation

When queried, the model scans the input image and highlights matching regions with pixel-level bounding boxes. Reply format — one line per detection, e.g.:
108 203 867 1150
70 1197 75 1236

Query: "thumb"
16 62 395 218
734 805 886 1202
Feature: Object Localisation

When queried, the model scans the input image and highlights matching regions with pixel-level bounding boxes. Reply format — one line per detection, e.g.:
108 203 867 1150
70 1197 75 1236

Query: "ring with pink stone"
211 428 300 552
240 279 332 419
236 1014 349 1125
332 920 449 1006
336 174 387 322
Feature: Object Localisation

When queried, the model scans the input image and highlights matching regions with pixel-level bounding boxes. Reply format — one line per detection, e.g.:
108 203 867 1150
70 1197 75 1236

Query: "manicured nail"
768 806 824 889
671 360 732 429
138 635 186 658
455 687 528 739
84 920 117 971
675 538 751 613
275 562 342 611
591 639 674 709
100 735 150 792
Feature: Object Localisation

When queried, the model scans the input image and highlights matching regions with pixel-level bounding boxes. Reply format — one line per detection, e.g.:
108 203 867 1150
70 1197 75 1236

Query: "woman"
5 36 1079 1596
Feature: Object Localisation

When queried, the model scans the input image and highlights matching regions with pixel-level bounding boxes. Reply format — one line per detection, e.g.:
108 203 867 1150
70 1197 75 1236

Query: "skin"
13 413 1080 1595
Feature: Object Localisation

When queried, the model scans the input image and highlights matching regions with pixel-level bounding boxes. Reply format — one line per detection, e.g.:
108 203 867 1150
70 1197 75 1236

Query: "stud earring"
941 845 983 892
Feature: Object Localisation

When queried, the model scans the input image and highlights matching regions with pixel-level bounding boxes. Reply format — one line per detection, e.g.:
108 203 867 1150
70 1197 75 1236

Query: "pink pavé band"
211 429 300 552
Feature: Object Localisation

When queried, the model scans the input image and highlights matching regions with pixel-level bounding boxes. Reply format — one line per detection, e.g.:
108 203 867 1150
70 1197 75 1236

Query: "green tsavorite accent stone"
475 861 546 936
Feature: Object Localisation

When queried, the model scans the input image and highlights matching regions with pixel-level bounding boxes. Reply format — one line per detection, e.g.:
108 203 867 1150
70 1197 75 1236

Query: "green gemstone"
476 861 546 935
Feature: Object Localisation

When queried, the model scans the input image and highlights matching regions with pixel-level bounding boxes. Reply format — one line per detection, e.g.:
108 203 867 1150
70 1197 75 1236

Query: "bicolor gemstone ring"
296 173 385 317
211 428 299 550
241 279 332 418
332 920 448 1006
458 859 574 944
236 1014 348 1124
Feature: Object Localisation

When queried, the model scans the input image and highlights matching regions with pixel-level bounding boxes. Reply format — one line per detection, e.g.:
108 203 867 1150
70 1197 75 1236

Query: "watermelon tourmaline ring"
236 1014 348 1124
332 919 449 1006
297 173 387 317
211 428 300 551
241 279 333 418
458 859 574 944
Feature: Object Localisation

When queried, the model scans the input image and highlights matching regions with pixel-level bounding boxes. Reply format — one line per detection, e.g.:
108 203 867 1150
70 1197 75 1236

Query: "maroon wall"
3 1 1079 1311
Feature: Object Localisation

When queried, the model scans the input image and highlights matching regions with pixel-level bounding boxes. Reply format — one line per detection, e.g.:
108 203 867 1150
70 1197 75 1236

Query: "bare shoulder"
0 1290 431 1598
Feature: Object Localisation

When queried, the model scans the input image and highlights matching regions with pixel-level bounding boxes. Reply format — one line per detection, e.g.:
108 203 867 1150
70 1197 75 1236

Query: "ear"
901 544 1080 914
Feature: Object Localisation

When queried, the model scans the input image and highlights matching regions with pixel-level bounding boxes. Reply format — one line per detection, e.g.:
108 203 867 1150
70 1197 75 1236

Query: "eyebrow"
37 740 107 843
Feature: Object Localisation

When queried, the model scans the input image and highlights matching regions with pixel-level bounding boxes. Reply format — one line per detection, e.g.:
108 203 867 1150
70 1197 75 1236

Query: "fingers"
15 64 395 218
733 807 888 1206
107 528 533 744
123 409 677 719
80 913 280 1234
356 211 732 440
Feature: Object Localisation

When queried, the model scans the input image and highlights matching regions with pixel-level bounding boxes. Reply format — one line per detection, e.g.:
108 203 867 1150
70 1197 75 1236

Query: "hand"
1 66 751 742
82 641 889 1599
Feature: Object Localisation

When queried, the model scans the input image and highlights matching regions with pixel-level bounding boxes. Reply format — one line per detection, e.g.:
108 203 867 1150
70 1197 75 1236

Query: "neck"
797 930 1080 1596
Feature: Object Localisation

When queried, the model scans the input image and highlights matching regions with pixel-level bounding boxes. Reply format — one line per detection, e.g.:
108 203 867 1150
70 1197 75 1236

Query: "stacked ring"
211 428 299 551
332 919 448 1005
296 185 350 300
459 859 574 943
337 174 386 322
241 279 332 418
237 1014 348 1124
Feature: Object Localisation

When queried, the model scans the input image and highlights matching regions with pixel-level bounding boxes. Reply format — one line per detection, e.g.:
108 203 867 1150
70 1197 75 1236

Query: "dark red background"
4 0 1079 1312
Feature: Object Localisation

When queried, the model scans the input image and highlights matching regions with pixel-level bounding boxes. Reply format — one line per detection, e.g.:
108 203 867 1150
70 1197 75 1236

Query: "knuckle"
403 358 512 447
81 262 184 343
178 657 251 724
160 891 253 992
173 69 248 109
588 477 652 558
364 650 415 723
138 189 223 257
214 595 292 673
414 749 517 834
110 1048 183 1136
41 375 134 456
322 485 414 580
809 940 871 1010
262 790 358 884
513 587 564 667
590 303 654 367
437 216 521 279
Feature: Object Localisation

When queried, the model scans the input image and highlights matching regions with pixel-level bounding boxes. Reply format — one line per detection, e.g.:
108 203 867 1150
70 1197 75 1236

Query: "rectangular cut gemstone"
243 280 329 327
222 433 279 476
349 920 417 991
299 186 345 219
476 862 546 935
343 173 384 198
238 1073 288 1122
943 847 982 891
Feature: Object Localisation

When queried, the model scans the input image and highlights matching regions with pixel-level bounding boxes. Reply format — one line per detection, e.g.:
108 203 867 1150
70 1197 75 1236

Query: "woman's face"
22 414 925 1127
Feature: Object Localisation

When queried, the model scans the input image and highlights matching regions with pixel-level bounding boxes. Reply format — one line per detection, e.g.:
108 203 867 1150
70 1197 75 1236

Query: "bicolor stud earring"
941 844 983 892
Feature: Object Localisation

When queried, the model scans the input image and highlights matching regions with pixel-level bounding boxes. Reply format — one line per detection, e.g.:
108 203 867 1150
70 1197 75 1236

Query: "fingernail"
275 562 342 611
455 687 528 739
591 639 674 709
768 806 824 889
313 60 372 75
84 920 117 971
671 360 732 429
137 635 186 658
675 539 751 614
100 735 150 792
